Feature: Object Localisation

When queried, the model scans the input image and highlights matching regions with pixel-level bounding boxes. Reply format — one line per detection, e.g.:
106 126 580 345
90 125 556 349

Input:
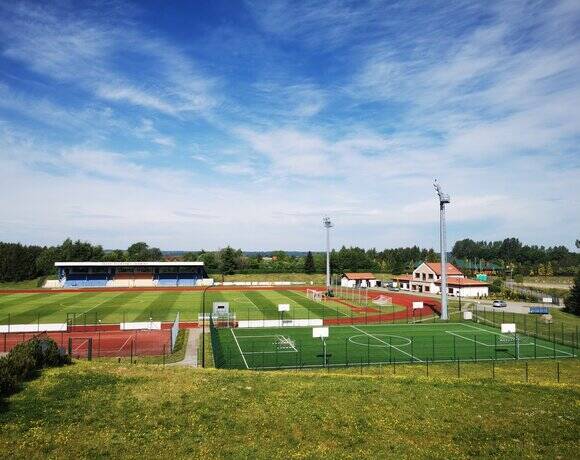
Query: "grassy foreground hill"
0 361 579 459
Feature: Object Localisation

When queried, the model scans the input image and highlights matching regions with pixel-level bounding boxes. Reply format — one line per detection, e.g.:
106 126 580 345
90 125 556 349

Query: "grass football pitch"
0 289 405 326
215 322 577 369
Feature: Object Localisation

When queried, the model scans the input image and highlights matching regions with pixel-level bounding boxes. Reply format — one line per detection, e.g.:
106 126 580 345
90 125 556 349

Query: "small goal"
307 289 325 302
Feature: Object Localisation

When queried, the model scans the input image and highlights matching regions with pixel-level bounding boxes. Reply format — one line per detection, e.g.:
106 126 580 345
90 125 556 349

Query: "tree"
219 246 237 275
127 242 163 261
304 251 315 274
564 271 580 316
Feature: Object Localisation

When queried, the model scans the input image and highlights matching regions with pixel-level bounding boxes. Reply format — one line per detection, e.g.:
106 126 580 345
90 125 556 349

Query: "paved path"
169 328 201 367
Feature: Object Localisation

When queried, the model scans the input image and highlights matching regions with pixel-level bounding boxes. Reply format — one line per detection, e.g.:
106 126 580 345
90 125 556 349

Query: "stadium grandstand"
51 262 210 288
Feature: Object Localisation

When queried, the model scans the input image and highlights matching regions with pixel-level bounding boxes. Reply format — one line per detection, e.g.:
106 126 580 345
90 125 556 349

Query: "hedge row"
0 335 71 398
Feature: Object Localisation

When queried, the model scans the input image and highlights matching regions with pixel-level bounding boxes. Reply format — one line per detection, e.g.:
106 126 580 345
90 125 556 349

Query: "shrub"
0 335 70 398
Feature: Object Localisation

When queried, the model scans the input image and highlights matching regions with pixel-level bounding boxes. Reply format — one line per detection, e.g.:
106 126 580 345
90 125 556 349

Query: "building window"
425 286 430 292
415 273 420 279
428 274 434 279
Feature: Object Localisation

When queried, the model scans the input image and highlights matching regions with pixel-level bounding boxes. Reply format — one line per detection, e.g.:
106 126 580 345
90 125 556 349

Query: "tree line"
451 238 579 276
0 236 578 283
0 240 162 283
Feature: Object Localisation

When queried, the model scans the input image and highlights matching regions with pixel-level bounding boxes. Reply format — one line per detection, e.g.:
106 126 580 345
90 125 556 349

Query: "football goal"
307 289 325 302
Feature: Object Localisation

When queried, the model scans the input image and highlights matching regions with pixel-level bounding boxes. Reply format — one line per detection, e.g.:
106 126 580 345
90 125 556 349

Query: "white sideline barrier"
412 302 424 309
120 321 162 331
0 323 68 333
215 281 306 287
237 319 323 328
134 279 155 287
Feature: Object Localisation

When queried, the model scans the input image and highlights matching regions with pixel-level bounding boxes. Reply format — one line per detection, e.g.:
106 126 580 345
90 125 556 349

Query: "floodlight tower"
323 217 333 293
434 180 450 320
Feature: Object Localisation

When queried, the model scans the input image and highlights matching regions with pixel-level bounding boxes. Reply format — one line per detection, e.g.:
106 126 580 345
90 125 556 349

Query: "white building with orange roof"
340 272 379 288
393 262 488 297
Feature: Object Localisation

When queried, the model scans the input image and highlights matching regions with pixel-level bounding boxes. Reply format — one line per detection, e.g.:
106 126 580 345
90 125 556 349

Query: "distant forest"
0 237 578 283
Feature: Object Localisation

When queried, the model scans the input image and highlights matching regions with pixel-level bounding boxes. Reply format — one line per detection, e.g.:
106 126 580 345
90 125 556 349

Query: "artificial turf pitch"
215 322 577 370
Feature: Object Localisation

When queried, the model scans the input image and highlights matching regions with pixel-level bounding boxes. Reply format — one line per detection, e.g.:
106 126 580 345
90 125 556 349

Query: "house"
392 262 488 298
340 273 379 288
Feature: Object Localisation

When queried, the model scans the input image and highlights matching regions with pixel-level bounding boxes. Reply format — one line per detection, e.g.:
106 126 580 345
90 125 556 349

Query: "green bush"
0 335 70 398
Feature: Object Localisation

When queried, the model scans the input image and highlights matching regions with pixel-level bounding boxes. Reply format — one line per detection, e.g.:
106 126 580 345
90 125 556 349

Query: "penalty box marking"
462 321 573 356
445 331 534 347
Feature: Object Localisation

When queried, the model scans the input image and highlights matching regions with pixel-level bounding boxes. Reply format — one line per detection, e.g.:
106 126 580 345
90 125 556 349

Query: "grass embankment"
0 360 578 459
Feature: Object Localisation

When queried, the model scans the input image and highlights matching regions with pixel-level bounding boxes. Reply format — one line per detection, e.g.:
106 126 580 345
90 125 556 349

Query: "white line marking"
463 321 573 356
72 338 88 352
446 331 494 347
230 328 249 369
351 325 423 362
242 293 266 314
292 291 350 317
80 292 127 315
118 335 134 352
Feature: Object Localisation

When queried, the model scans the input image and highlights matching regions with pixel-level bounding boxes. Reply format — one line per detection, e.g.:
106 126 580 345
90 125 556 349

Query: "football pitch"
213 322 577 370
0 289 406 326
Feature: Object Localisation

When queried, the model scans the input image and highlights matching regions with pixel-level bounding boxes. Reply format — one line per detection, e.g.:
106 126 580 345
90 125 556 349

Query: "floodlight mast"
323 217 333 292
434 180 450 321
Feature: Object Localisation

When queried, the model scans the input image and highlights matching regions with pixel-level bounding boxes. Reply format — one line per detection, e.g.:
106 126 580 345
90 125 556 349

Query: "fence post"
130 340 134 364
432 335 435 362
525 361 528 383
68 337 72 356
492 359 495 380
426 359 429 377
87 338 92 361
556 361 560 383
456 360 460 378
474 335 477 362
453 335 456 361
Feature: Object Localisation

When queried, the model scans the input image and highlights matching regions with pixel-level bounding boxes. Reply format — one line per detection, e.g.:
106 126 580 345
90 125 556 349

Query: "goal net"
274 336 297 351
307 289 325 302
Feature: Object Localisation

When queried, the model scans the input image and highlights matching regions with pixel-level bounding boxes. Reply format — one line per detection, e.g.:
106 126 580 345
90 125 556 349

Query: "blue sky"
0 0 579 251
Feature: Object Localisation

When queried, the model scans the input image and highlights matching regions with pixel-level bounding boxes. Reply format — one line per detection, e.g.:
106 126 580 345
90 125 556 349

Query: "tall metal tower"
434 180 450 320
322 217 333 292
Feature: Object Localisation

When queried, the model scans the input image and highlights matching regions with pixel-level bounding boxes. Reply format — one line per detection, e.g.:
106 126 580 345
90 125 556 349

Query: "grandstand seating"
64 274 108 288
177 273 198 286
157 273 178 287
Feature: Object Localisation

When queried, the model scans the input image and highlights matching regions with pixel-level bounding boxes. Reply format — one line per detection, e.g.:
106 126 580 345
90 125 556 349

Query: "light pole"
434 180 450 320
323 217 333 294
201 281 214 368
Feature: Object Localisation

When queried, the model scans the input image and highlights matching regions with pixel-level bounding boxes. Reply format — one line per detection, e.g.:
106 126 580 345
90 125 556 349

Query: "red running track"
1 330 172 358
324 290 441 325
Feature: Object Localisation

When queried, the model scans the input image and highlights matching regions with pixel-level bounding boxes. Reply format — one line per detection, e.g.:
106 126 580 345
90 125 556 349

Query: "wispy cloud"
0 1 578 249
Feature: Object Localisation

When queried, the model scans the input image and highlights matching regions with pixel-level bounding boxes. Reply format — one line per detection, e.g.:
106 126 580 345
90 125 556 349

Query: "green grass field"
0 289 405 326
214 322 577 370
1 361 578 458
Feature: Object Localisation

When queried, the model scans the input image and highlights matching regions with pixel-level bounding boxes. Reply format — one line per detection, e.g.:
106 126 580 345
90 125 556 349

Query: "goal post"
307 289 325 302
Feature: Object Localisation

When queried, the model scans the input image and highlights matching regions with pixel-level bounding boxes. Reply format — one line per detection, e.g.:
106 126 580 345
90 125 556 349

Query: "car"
492 300 507 308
